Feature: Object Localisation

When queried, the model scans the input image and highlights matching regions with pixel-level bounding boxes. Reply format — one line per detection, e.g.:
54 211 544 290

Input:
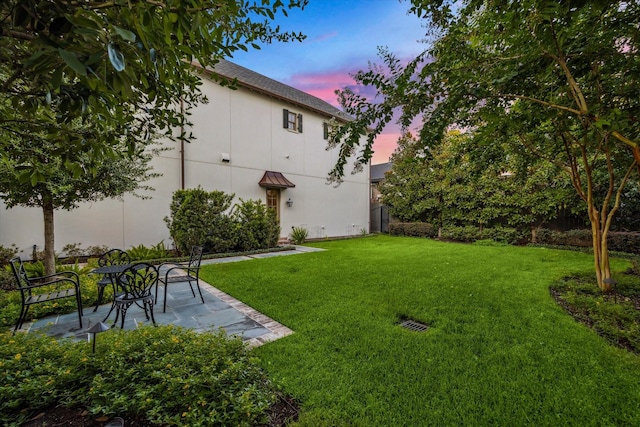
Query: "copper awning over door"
258 171 295 188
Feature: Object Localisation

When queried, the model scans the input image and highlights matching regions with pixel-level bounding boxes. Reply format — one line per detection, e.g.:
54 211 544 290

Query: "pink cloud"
372 131 401 164
285 70 356 107
308 32 338 43
284 64 419 166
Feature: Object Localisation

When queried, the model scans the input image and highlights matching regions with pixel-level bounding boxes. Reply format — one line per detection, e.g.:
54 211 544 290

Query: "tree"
332 0 639 291
381 130 574 239
0 0 306 274
0 120 159 274
1 0 306 168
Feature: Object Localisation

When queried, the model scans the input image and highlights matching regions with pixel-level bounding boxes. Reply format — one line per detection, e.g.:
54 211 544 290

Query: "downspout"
180 98 185 189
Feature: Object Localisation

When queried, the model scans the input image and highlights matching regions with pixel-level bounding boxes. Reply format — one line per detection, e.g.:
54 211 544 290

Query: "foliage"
166 189 282 254
0 326 276 426
0 133 160 275
551 273 640 353
22 260 46 278
0 0 307 174
0 267 14 291
126 241 170 261
61 243 84 260
388 222 436 238
0 0 306 276
536 229 640 255
0 244 18 265
200 235 640 425
165 187 237 254
232 199 280 251
0 267 99 329
289 227 309 245
381 131 575 235
332 0 640 290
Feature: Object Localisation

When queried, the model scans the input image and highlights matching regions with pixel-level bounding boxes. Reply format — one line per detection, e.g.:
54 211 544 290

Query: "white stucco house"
0 60 370 257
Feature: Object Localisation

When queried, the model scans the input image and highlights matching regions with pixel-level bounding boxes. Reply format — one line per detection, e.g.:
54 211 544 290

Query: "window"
283 109 303 133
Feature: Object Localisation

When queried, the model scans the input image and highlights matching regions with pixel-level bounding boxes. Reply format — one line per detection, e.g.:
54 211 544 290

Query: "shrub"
608 232 640 255
86 245 110 257
165 187 237 254
0 268 99 330
440 225 476 242
535 229 640 255
233 199 280 251
0 266 15 291
388 222 436 238
127 241 170 261
61 243 85 259
480 226 524 245
0 244 18 265
289 226 309 244
0 326 277 426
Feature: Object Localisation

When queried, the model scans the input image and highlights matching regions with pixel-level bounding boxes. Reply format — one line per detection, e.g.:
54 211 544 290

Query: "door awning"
259 171 296 189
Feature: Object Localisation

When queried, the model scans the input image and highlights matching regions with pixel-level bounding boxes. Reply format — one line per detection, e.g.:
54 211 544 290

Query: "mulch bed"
22 393 300 427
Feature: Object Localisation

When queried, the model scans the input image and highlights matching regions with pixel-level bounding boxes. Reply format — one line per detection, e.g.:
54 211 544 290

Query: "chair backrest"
117 263 158 299
99 249 130 267
9 257 29 290
188 246 204 269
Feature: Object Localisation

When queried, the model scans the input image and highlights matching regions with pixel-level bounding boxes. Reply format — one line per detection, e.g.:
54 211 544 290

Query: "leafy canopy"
0 0 307 179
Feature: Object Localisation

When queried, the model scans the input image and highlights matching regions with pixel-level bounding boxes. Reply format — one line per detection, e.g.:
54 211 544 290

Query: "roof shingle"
197 59 353 122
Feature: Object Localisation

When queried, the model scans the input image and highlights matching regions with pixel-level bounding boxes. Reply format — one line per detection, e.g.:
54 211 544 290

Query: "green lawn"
200 235 640 426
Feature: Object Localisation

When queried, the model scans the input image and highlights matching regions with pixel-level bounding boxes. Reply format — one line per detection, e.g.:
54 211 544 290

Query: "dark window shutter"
297 114 303 133
323 122 329 139
283 109 289 129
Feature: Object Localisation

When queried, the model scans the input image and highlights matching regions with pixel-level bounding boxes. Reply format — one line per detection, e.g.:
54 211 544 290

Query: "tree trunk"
531 226 537 244
587 205 612 292
42 201 56 276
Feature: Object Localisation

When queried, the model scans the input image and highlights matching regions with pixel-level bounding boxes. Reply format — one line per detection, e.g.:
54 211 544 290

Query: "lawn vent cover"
400 319 429 332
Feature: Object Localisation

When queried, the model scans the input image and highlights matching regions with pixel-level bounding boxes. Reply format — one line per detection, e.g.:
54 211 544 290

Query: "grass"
200 235 640 426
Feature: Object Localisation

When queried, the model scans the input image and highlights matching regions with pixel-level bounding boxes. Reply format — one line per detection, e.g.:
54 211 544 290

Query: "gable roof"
196 59 353 122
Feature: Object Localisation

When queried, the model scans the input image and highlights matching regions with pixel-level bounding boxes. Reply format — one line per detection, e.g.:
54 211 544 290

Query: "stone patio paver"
24 246 325 347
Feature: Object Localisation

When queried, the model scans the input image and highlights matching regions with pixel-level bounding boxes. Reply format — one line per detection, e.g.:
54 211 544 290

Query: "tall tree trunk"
42 200 56 276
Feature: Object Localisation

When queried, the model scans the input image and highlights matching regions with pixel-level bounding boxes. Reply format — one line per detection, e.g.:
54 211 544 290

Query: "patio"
22 246 323 347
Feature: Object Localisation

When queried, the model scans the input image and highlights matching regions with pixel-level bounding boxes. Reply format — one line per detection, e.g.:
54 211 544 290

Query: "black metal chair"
112 263 158 329
9 257 83 333
94 249 131 312
156 246 204 313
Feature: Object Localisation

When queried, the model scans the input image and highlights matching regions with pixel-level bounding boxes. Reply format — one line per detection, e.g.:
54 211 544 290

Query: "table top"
90 264 134 275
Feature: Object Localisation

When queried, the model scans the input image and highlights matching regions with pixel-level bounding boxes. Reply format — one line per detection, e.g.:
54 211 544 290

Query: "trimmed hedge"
389 223 523 245
389 223 640 254
388 222 436 238
536 229 640 254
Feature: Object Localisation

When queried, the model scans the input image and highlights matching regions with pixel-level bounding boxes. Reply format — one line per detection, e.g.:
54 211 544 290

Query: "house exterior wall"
0 75 369 257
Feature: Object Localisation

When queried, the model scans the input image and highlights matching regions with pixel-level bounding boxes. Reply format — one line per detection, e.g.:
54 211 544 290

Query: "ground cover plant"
200 235 640 426
0 326 277 426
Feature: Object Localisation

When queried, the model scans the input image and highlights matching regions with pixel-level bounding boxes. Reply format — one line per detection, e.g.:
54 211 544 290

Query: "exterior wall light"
286 198 293 207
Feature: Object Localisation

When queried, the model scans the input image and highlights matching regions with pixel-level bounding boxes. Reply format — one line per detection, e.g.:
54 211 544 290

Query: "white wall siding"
0 74 369 257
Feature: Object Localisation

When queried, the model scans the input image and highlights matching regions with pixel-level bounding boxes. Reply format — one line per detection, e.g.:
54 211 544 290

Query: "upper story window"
283 109 303 133
323 122 330 140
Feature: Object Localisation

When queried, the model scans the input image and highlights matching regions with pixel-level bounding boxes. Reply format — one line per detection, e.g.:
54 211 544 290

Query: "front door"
266 188 280 222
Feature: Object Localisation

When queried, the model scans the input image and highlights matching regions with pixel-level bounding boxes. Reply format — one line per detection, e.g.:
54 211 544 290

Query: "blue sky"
229 0 428 164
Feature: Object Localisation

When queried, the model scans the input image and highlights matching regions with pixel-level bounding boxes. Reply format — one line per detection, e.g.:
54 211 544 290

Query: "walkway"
24 246 324 348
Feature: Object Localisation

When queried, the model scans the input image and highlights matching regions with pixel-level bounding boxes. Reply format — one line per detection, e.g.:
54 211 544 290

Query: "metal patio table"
90 263 134 322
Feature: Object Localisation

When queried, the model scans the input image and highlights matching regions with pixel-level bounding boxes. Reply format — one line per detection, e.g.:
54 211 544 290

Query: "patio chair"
112 263 158 329
9 257 83 333
156 246 204 313
94 249 131 311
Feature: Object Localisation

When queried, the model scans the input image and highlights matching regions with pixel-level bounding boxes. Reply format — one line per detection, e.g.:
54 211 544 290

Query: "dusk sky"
230 0 429 165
